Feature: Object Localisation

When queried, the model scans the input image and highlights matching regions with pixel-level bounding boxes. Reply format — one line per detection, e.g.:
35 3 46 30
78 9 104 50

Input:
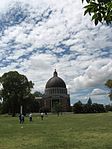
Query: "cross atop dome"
53 69 58 77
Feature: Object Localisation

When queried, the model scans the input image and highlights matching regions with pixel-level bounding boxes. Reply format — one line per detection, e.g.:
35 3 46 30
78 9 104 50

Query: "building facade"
43 70 70 112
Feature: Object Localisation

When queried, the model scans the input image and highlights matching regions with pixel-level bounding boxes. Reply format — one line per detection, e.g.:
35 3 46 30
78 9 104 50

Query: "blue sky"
0 0 112 105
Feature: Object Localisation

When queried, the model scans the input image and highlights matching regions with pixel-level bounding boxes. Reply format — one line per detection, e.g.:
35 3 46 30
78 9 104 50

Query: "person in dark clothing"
21 114 24 123
19 114 22 124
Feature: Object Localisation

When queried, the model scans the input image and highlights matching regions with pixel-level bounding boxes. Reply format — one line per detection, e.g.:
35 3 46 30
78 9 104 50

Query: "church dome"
45 70 66 88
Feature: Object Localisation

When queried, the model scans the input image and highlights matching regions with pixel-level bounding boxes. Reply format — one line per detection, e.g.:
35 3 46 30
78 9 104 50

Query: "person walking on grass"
19 114 24 124
19 114 22 124
29 113 32 122
40 112 44 120
21 114 24 124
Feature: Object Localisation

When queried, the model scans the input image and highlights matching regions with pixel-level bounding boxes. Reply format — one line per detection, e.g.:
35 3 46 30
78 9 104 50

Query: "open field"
0 112 112 149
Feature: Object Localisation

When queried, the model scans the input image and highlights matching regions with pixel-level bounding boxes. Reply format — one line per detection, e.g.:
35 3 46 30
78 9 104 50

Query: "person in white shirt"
40 112 44 120
29 113 32 122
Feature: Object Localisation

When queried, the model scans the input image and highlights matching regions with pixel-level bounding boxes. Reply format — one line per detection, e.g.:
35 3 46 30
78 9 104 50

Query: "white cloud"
91 88 107 95
73 60 112 90
0 0 112 104
0 0 12 12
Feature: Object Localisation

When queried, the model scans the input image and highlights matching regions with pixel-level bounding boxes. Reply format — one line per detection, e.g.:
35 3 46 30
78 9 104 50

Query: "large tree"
0 71 34 116
105 79 112 100
82 0 112 25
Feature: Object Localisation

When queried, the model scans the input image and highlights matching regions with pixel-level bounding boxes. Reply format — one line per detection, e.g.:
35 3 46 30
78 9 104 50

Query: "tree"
33 91 44 112
73 101 83 113
87 97 92 105
82 0 112 25
105 79 112 100
73 101 106 113
52 102 62 116
0 71 34 116
33 91 43 97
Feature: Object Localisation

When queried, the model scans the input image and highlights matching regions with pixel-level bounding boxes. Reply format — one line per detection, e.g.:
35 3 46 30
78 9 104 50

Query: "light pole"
20 105 23 115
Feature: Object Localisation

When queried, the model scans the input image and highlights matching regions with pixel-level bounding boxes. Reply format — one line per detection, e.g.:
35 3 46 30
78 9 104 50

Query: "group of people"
18 112 46 124
19 113 32 124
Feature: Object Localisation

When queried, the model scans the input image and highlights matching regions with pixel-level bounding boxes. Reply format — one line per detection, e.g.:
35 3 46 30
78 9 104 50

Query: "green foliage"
105 79 112 100
105 104 112 111
52 102 62 115
0 71 34 116
105 79 112 88
33 91 43 97
73 101 83 113
82 0 112 25
87 97 92 105
32 91 43 113
73 101 106 113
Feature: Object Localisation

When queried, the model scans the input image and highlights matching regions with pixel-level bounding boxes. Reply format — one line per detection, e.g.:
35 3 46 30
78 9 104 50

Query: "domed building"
43 70 70 112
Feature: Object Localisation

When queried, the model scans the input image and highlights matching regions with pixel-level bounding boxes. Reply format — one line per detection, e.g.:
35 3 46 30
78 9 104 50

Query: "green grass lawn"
0 112 112 149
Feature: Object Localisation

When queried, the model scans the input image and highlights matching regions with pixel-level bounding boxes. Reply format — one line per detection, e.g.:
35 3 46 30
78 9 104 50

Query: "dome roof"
45 70 66 88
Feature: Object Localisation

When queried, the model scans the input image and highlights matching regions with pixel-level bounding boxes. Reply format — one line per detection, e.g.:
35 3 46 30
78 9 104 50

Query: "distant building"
42 70 70 112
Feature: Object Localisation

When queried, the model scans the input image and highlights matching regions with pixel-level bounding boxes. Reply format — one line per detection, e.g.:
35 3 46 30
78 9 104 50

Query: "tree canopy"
0 71 34 116
87 97 92 105
82 0 112 25
73 101 106 113
105 79 112 100
33 91 43 97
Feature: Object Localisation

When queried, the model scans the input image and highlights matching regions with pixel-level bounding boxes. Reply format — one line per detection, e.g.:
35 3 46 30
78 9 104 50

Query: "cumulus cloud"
0 0 112 104
91 88 107 95
73 60 112 90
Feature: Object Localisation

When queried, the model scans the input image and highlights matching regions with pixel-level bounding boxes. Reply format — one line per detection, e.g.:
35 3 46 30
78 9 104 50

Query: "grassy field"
0 112 112 149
